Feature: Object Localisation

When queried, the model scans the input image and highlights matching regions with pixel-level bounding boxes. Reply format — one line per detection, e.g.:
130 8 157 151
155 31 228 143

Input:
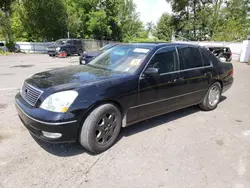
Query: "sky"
134 0 172 24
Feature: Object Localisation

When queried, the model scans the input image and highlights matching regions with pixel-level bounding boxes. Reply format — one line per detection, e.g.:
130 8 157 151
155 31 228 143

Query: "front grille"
21 82 43 106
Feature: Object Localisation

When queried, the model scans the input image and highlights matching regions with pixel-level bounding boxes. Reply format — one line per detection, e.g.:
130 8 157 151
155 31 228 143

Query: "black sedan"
15 43 234 153
79 43 117 64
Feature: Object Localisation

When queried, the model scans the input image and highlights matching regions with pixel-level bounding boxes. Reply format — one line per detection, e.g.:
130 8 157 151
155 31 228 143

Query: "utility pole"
67 31 70 39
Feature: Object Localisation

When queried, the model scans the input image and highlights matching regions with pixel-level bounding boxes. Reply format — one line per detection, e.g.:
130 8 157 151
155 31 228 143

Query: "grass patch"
0 49 11 55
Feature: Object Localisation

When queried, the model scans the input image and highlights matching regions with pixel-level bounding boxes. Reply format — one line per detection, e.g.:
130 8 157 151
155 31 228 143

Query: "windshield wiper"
86 64 111 71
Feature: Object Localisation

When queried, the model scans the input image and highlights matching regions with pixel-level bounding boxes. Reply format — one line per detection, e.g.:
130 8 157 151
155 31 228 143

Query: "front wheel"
199 82 222 111
79 104 122 154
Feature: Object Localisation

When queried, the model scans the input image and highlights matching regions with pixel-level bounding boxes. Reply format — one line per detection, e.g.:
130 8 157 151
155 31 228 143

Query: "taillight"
230 52 232 57
230 67 234 77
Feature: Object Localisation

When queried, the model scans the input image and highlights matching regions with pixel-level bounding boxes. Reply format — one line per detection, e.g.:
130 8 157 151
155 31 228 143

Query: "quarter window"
178 47 203 70
200 49 211 66
148 47 178 74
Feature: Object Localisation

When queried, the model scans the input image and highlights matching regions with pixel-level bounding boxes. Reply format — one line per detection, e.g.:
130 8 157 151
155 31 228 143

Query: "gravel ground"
0 54 250 188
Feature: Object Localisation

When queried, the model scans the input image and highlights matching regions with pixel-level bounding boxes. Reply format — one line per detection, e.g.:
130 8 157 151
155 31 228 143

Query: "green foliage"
20 0 67 41
155 13 172 41
3 0 144 42
87 10 112 39
0 0 15 51
5 40 15 51
167 0 250 41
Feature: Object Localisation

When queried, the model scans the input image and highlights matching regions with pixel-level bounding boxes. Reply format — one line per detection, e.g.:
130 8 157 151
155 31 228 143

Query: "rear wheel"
199 82 222 111
79 104 122 154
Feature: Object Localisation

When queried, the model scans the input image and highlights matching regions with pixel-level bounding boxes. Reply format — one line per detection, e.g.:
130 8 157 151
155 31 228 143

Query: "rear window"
0 42 4 47
178 46 203 70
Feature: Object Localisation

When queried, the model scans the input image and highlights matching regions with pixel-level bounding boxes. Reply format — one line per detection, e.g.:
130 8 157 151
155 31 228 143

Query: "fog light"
42 131 62 139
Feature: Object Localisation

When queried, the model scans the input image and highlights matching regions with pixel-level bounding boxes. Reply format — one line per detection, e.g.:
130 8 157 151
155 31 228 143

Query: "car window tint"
200 49 211 66
67 40 72 45
178 47 203 70
148 47 177 74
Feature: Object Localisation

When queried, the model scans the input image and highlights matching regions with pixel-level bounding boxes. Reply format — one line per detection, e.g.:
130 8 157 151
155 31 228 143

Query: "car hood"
26 65 129 90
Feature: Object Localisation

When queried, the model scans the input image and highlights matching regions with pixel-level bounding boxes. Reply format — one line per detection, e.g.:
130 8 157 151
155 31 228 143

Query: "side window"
77 40 81 45
178 47 203 70
67 40 72 45
200 49 211 66
148 47 178 74
73 40 77 45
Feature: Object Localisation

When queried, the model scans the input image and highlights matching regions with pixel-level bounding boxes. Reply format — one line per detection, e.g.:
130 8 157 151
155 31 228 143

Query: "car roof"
115 42 200 49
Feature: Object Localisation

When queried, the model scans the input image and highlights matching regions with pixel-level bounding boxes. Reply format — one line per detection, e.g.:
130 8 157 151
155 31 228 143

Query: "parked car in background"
47 39 83 57
15 43 234 154
79 43 118 64
206 46 232 62
0 42 7 52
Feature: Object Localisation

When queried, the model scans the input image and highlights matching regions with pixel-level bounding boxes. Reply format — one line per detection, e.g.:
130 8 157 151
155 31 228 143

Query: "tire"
79 104 122 154
78 49 83 56
199 82 222 111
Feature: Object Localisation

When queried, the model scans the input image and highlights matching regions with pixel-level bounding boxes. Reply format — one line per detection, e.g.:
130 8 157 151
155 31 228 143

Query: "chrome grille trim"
21 82 43 106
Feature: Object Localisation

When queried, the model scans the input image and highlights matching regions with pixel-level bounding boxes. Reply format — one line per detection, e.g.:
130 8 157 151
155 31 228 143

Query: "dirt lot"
0 54 250 188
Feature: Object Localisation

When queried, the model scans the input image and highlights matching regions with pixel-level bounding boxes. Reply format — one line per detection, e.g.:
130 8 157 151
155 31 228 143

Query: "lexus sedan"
15 43 234 154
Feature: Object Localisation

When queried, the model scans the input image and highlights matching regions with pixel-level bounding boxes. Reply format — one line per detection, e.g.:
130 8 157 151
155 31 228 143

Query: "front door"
137 46 181 120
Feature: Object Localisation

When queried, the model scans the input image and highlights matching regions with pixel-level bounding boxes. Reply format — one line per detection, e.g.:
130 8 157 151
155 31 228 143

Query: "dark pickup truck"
47 39 83 57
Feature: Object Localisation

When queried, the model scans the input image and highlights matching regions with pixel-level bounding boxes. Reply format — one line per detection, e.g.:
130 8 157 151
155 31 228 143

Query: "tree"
155 13 172 41
0 0 15 50
87 10 112 40
20 0 67 41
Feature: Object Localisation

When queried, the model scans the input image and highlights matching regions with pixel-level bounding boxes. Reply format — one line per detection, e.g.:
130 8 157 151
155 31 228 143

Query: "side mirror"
144 68 159 77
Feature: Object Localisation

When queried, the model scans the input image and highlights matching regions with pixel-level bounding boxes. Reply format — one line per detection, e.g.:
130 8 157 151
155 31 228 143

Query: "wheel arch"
76 99 126 139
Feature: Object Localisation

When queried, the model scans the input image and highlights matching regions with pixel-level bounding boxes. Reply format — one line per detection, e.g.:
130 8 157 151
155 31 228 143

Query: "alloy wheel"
95 113 117 145
208 86 220 106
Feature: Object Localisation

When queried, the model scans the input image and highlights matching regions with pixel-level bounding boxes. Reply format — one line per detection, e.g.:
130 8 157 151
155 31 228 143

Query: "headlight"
40 91 78 113
56 47 61 51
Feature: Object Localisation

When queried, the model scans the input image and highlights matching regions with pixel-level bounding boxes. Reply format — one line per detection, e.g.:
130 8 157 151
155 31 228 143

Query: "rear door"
71 40 78 54
176 45 212 107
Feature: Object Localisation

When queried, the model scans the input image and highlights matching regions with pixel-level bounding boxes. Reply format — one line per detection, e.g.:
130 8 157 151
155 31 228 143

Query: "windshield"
88 45 152 74
55 39 67 45
100 44 116 51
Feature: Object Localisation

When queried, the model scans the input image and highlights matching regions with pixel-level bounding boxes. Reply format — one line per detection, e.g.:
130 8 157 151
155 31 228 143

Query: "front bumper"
15 93 79 143
47 50 59 56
